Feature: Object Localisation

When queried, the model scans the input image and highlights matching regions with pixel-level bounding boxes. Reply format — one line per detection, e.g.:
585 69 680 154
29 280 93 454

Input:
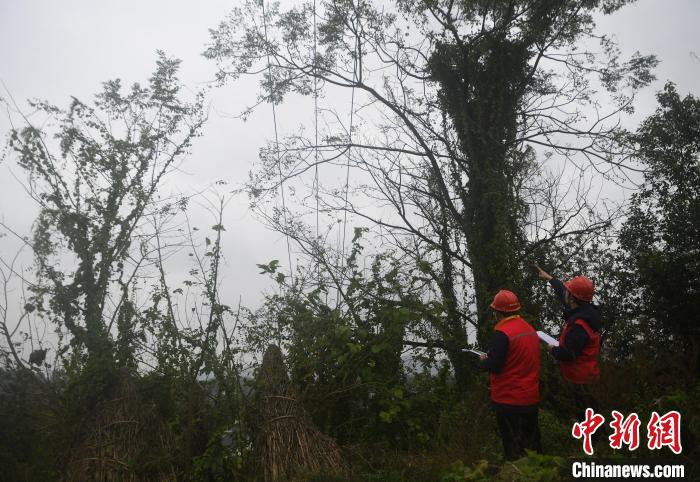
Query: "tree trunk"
430 33 530 345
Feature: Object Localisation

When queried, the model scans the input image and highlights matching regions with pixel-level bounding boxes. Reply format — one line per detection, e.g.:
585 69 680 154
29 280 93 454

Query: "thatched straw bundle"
255 345 344 481
62 375 176 482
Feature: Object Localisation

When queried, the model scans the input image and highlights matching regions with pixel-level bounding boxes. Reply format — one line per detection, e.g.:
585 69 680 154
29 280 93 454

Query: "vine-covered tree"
3 55 253 479
7 52 205 374
205 0 656 390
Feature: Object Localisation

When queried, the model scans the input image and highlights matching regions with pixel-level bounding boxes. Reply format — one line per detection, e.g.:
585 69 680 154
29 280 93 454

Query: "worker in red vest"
535 266 602 427
480 289 541 460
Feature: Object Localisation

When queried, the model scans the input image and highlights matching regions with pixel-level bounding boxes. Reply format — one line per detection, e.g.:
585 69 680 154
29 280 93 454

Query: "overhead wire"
313 0 321 284
336 1 359 307
340 1 359 271
261 0 294 285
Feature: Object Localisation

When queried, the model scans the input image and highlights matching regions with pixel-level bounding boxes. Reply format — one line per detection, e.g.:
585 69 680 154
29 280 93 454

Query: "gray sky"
1 0 699 349
0 0 278 309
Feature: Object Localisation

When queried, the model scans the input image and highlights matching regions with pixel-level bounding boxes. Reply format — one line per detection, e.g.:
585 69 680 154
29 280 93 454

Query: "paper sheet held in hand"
461 348 486 357
536 330 558 346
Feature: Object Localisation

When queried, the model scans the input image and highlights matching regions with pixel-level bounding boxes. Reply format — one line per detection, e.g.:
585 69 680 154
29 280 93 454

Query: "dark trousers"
495 410 541 461
570 383 605 443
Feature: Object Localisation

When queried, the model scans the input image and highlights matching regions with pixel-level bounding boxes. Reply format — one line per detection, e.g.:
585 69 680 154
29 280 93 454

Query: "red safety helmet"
564 275 594 302
490 289 521 313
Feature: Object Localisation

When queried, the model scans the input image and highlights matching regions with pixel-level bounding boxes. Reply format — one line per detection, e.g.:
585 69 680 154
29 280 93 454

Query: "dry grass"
255 345 344 481
62 375 176 482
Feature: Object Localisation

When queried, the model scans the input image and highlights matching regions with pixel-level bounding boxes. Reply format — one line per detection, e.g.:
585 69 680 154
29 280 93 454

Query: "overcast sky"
1 0 699 321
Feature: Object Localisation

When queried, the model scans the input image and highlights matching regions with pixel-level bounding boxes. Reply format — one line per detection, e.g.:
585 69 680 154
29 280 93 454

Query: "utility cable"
261 0 294 285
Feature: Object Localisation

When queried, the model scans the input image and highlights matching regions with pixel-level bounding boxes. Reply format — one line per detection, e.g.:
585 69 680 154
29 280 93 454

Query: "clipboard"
462 348 486 357
536 330 558 346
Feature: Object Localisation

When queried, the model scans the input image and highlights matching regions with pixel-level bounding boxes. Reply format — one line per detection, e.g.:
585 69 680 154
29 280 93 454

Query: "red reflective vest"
490 316 540 406
558 319 600 384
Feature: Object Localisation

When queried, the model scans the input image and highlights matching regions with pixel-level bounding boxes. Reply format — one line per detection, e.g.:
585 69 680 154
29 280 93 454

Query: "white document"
462 348 486 357
537 330 558 346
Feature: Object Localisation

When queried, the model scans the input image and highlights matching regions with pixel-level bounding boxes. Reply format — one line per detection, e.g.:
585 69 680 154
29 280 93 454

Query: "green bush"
441 452 567 482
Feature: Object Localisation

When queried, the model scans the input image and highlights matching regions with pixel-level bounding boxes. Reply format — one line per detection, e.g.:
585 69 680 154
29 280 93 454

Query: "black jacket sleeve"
549 278 567 305
480 330 509 374
551 324 589 362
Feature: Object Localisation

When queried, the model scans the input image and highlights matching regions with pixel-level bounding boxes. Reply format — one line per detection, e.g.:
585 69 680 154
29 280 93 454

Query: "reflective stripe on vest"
489 316 540 406
559 318 600 384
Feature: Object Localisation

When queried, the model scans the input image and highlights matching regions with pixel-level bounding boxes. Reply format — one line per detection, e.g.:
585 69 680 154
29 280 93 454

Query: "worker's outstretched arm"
549 278 567 304
535 265 566 305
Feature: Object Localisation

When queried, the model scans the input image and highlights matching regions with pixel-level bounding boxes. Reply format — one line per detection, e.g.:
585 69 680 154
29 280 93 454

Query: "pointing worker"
535 266 602 428
480 289 541 460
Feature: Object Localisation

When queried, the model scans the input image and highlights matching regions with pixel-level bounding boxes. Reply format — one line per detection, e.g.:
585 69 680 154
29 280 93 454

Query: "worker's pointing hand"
534 264 552 281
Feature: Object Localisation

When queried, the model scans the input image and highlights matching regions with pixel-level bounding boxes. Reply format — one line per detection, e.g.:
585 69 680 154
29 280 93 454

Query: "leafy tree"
7 52 205 376
3 57 255 478
619 82 700 372
244 229 439 445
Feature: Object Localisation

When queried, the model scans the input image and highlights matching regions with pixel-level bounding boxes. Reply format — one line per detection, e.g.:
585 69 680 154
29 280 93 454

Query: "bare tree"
205 0 656 390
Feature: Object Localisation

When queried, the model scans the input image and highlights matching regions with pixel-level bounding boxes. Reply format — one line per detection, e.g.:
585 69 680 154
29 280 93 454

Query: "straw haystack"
255 345 344 481
62 375 176 482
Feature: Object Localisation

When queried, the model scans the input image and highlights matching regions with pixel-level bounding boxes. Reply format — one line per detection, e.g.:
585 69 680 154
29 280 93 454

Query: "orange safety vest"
490 315 540 406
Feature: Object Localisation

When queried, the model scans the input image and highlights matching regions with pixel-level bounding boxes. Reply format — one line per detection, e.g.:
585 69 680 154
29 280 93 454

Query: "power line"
261 0 294 285
313 0 320 284
340 3 359 270
337 3 359 308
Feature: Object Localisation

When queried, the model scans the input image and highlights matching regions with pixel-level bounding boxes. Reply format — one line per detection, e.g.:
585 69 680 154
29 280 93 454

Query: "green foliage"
0 370 63 481
441 452 567 482
244 230 463 448
619 83 700 369
8 52 205 375
190 426 251 481
1 57 254 481
538 409 577 456
257 259 281 274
